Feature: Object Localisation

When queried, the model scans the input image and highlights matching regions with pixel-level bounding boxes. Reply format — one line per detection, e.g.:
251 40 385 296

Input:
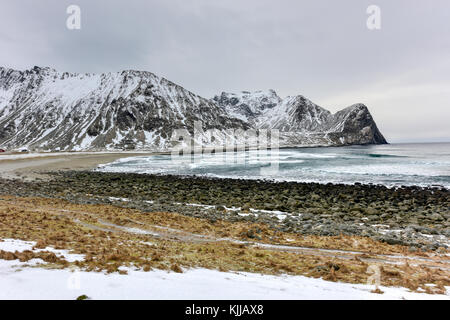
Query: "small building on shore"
116 139 137 150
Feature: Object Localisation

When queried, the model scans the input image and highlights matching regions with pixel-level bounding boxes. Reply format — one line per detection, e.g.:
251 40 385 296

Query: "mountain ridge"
0 66 386 151
212 90 387 146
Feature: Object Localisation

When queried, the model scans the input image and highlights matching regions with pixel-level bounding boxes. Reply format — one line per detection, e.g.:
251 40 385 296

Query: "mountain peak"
213 90 387 145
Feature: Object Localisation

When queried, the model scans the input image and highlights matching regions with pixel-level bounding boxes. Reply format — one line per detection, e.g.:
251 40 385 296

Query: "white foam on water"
96 144 450 189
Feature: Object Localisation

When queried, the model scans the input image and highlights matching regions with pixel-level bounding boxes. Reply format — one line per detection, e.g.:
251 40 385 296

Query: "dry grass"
0 196 449 294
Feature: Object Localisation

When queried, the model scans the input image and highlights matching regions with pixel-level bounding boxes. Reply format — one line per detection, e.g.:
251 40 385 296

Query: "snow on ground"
1 262 449 300
1 239 448 300
0 238 85 262
106 197 290 221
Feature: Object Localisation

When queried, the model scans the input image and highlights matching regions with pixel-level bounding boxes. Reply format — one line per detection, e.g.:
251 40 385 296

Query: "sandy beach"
0 152 157 180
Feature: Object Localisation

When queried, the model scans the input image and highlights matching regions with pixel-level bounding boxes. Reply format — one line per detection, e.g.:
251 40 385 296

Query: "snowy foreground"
1 239 449 300
2 261 449 300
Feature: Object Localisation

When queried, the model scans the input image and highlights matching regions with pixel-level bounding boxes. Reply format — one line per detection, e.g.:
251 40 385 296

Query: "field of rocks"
1 171 448 250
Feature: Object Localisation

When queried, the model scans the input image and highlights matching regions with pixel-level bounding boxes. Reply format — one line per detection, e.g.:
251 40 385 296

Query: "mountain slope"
213 91 387 146
212 90 281 125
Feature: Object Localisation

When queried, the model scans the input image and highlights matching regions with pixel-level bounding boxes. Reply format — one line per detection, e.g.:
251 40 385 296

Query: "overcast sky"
0 0 449 143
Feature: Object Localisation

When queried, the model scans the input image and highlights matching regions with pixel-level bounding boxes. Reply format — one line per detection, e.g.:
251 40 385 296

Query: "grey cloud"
0 0 449 142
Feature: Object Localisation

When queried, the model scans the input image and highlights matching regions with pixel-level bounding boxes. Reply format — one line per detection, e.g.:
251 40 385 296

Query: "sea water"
97 143 450 188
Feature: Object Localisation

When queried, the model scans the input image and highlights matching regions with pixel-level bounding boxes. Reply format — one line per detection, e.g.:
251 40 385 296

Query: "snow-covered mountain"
0 66 248 151
0 66 386 151
213 91 387 146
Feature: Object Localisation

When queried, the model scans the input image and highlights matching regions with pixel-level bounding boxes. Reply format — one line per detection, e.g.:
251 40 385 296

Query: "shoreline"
0 152 160 180
0 141 390 179
2 149 448 191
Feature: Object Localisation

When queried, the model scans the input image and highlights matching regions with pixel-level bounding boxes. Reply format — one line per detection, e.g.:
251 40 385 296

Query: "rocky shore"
1 171 448 251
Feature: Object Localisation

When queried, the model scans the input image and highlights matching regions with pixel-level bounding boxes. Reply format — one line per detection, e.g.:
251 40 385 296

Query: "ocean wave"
96 144 450 189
